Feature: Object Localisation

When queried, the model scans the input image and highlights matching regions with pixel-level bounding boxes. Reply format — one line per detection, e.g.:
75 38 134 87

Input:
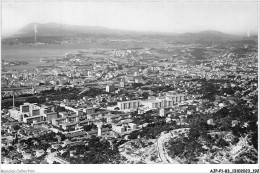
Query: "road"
119 128 190 164
157 128 190 164
157 133 170 163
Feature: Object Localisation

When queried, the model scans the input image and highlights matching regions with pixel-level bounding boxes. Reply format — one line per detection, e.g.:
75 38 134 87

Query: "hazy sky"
2 1 258 36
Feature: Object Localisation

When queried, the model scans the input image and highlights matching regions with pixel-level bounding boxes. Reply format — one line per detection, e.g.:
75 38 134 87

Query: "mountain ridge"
3 22 257 46
14 22 246 38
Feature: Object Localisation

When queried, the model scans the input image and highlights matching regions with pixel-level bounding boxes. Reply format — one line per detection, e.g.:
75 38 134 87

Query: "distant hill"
177 30 244 43
16 22 125 37
2 22 257 45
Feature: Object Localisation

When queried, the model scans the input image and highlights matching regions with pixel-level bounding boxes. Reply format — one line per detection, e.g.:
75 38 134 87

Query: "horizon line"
3 22 258 38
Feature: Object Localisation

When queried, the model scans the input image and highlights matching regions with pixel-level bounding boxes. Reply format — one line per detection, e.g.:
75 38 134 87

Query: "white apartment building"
117 100 140 110
18 103 47 124
117 91 186 111
112 122 137 134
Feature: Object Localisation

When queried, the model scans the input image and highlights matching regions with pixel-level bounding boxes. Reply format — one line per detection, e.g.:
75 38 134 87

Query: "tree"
8 145 14 151
231 137 239 145
252 132 258 150
217 138 229 147
142 92 149 99
117 65 123 70
83 125 92 131
13 125 21 132
129 130 139 139
215 107 229 118
188 128 200 141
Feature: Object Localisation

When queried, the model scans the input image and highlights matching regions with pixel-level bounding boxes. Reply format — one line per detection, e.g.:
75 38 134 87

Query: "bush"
252 132 258 150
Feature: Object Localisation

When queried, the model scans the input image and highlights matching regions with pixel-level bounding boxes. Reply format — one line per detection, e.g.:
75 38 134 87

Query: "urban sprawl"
1 42 258 164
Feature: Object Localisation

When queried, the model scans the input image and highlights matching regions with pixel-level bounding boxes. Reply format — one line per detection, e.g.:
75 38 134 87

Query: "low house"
35 149 45 157
46 148 52 154
65 131 87 138
86 130 98 136
70 150 77 157
3 157 12 164
23 152 32 160
59 148 68 155
105 114 121 123
51 144 61 150
112 122 137 134
11 159 20 164
17 144 24 153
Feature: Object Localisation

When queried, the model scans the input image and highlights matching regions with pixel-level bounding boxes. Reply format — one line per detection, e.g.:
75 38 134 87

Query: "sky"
2 1 258 36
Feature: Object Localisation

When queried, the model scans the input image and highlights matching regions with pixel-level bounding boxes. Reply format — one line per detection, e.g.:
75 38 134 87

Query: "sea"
1 41 169 71
1 44 83 71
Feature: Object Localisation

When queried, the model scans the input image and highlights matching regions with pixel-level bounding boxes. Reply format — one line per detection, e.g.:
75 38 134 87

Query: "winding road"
119 128 190 164
157 128 190 164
